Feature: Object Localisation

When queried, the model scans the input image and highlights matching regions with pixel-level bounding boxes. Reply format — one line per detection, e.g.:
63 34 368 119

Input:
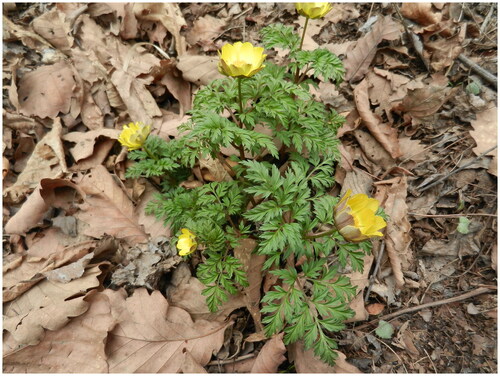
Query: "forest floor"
2 2 498 373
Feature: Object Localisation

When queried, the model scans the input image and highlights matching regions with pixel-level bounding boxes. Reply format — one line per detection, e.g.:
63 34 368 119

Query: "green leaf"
375 320 394 339
457 217 470 234
260 23 300 51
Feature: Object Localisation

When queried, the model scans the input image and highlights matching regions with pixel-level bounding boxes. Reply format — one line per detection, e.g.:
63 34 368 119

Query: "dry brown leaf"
4 185 48 234
425 26 465 72
233 238 266 332
159 60 192 116
70 138 116 171
401 3 442 26
135 181 171 239
289 341 361 373
75 165 149 245
354 79 402 159
32 9 73 51
17 61 78 119
180 350 208 373
366 302 385 315
344 16 401 83
396 85 455 125
3 228 97 302
3 264 104 347
353 129 395 174
166 263 245 321
200 155 233 182
3 290 116 372
133 3 187 55
44 252 94 283
250 333 287 373
186 15 225 51
63 128 121 162
177 55 224 86
375 176 412 287
105 288 229 372
4 118 67 202
470 106 497 157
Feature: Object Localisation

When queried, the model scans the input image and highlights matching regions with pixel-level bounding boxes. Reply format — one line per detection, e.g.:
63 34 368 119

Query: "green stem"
237 77 244 115
294 16 309 84
142 144 157 161
305 227 337 240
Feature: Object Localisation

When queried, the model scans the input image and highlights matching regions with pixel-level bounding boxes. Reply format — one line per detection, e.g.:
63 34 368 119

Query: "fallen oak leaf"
75 165 149 245
105 288 229 373
394 85 457 125
250 333 287 373
401 3 442 26
3 118 67 203
3 289 116 372
3 264 106 347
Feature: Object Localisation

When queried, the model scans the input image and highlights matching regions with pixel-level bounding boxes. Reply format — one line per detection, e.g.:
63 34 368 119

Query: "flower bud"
118 122 151 151
334 190 386 242
218 42 266 78
295 3 333 19
176 228 198 256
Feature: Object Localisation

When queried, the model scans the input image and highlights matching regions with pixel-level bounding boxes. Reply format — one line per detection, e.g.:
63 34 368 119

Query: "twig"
364 241 385 302
423 347 438 374
355 286 496 331
408 212 497 218
479 4 496 35
392 4 430 71
458 54 497 88
376 338 409 373
418 145 498 192
207 353 255 366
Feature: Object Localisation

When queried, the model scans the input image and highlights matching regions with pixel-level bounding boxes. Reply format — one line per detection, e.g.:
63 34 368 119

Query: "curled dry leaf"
401 3 442 26
44 252 95 283
3 264 104 347
159 59 192 116
17 61 78 119
75 165 149 245
354 79 402 159
3 290 116 372
374 176 412 287
105 288 229 373
344 16 401 83
250 333 287 373
63 128 121 162
3 118 67 202
133 3 187 56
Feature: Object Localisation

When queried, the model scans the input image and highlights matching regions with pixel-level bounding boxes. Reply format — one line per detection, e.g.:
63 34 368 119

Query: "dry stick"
409 212 497 218
479 3 496 35
392 4 430 71
364 241 386 303
418 145 498 192
457 54 498 88
207 353 255 366
354 286 496 331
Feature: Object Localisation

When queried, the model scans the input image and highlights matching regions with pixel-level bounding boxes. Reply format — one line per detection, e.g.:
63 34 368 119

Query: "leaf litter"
2 2 497 373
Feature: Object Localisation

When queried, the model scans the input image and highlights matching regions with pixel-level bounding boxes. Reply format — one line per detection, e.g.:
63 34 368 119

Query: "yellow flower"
295 3 333 19
334 189 386 242
176 228 198 256
218 42 266 78
118 122 151 151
